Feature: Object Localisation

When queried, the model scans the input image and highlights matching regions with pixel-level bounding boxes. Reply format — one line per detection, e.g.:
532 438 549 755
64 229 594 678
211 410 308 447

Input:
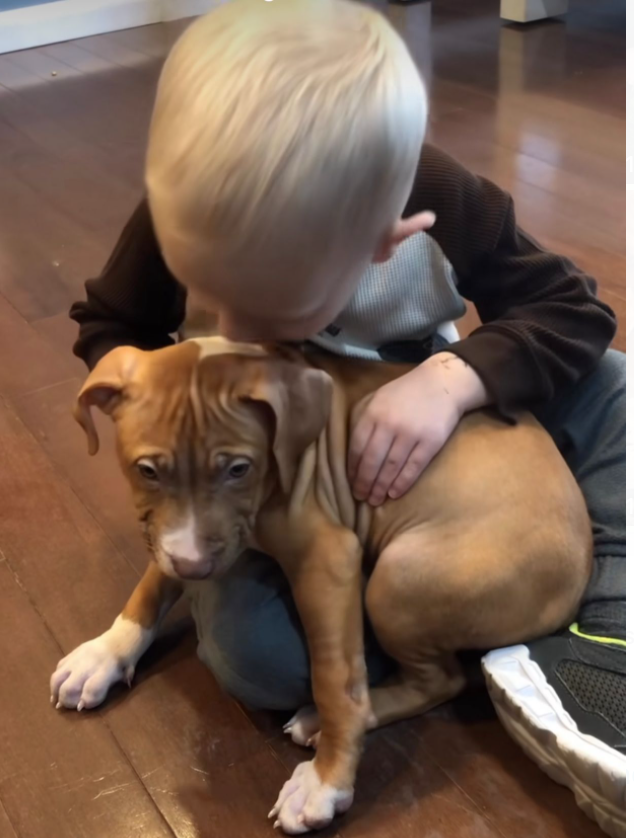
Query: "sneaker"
482 626 626 838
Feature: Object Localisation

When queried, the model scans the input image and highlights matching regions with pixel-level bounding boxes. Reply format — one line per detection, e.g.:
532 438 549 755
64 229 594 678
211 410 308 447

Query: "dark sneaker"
482 626 626 838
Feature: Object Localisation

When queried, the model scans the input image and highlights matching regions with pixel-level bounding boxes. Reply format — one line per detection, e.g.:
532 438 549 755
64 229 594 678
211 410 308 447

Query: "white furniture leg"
501 0 569 23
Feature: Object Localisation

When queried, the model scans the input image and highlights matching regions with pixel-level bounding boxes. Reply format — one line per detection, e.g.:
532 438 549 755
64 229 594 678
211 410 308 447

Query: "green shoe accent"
569 623 626 648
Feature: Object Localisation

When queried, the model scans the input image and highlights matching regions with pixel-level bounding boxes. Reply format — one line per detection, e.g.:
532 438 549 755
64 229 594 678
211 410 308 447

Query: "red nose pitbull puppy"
51 337 592 833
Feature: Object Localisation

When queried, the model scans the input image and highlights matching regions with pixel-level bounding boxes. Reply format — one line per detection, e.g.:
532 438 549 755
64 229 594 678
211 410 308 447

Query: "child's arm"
414 143 617 415
70 200 186 370
351 144 617 505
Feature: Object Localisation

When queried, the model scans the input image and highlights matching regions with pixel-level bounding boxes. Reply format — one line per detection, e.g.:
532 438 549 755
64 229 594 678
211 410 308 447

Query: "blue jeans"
188 350 626 710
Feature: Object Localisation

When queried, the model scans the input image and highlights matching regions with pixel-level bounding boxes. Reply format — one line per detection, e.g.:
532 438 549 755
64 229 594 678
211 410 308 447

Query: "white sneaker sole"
482 645 626 838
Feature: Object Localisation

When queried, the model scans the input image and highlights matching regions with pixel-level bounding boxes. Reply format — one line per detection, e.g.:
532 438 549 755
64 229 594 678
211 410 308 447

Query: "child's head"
146 0 428 340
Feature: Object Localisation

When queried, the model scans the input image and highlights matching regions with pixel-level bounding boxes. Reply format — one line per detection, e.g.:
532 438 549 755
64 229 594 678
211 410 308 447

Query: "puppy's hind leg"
364 536 468 729
287 535 468 746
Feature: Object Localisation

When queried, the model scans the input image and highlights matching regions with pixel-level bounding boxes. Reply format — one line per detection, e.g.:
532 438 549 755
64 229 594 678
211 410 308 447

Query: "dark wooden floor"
0 2 624 837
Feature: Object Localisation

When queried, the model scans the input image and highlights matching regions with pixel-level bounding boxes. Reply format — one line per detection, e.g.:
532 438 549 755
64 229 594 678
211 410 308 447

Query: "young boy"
70 1 625 832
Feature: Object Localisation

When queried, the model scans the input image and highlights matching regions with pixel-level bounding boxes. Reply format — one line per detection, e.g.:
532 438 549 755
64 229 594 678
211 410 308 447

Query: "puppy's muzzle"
166 553 216 580
160 524 226 580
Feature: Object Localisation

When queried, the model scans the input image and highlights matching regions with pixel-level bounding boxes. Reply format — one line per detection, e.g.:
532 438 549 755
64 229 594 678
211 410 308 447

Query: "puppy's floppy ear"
74 346 142 455
241 357 333 495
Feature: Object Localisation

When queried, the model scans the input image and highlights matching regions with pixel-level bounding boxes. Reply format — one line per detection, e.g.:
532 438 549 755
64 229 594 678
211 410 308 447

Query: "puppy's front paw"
268 760 353 834
50 617 149 711
283 705 321 748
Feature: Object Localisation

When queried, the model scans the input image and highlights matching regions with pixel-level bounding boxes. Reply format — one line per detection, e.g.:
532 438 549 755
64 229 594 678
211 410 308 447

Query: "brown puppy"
50 337 592 834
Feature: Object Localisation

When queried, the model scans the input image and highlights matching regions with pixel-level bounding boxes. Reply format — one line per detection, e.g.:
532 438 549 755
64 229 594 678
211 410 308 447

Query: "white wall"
0 0 221 54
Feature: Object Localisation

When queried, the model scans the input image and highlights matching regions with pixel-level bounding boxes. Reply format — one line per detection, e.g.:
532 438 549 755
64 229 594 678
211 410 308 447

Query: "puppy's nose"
168 554 213 580
161 517 203 569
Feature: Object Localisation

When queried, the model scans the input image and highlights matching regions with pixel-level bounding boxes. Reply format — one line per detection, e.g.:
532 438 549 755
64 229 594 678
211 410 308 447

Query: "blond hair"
146 0 427 303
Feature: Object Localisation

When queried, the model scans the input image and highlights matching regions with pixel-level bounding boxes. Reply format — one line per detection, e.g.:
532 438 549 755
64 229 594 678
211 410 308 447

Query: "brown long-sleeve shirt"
70 144 616 412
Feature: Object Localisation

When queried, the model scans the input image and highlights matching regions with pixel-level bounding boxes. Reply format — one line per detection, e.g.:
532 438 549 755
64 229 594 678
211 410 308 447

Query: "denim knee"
189 552 313 710
593 349 625 393
197 621 312 711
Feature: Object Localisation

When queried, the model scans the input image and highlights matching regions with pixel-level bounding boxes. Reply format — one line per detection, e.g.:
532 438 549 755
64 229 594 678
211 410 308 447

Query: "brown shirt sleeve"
69 199 186 370
407 144 616 412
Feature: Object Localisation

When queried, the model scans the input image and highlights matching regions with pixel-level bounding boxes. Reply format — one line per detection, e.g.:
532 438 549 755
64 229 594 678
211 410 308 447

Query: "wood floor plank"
0 55 42 92
427 109 624 236
0 295 77 399
41 42 116 75
0 398 142 648
0 105 137 240
0 561 175 838
257 692 605 838
31 312 88 379
0 64 151 191
430 23 623 119
0 86 144 193
389 694 604 838
0 169 113 320
162 19 192 40
5 49 84 85
76 32 159 70
0 800 18 838
110 23 173 59
429 84 623 190
104 645 296 838
431 115 624 256
13 377 147 573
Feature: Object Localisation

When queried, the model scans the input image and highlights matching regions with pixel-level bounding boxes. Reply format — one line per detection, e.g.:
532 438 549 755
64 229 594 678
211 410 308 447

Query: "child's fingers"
351 426 394 501
347 415 375 484
387 442 436 500
368 437 416 507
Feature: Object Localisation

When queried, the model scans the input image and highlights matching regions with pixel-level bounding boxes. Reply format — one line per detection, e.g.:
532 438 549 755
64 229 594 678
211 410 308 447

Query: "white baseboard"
0 0 221 55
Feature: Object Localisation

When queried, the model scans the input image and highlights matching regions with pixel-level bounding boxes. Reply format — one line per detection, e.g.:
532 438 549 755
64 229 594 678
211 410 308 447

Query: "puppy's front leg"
50 562 182 711
267 524 370 834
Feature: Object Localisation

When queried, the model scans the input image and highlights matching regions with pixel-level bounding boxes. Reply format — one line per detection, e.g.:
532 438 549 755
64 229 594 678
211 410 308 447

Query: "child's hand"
348 353 489 506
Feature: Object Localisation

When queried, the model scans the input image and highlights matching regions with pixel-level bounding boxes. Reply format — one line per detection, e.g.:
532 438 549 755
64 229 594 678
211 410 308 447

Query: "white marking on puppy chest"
161 510 201 562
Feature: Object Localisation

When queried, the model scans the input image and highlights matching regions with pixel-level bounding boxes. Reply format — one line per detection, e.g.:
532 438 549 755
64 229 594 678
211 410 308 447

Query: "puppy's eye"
228 459 252 480
136 459 159 482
